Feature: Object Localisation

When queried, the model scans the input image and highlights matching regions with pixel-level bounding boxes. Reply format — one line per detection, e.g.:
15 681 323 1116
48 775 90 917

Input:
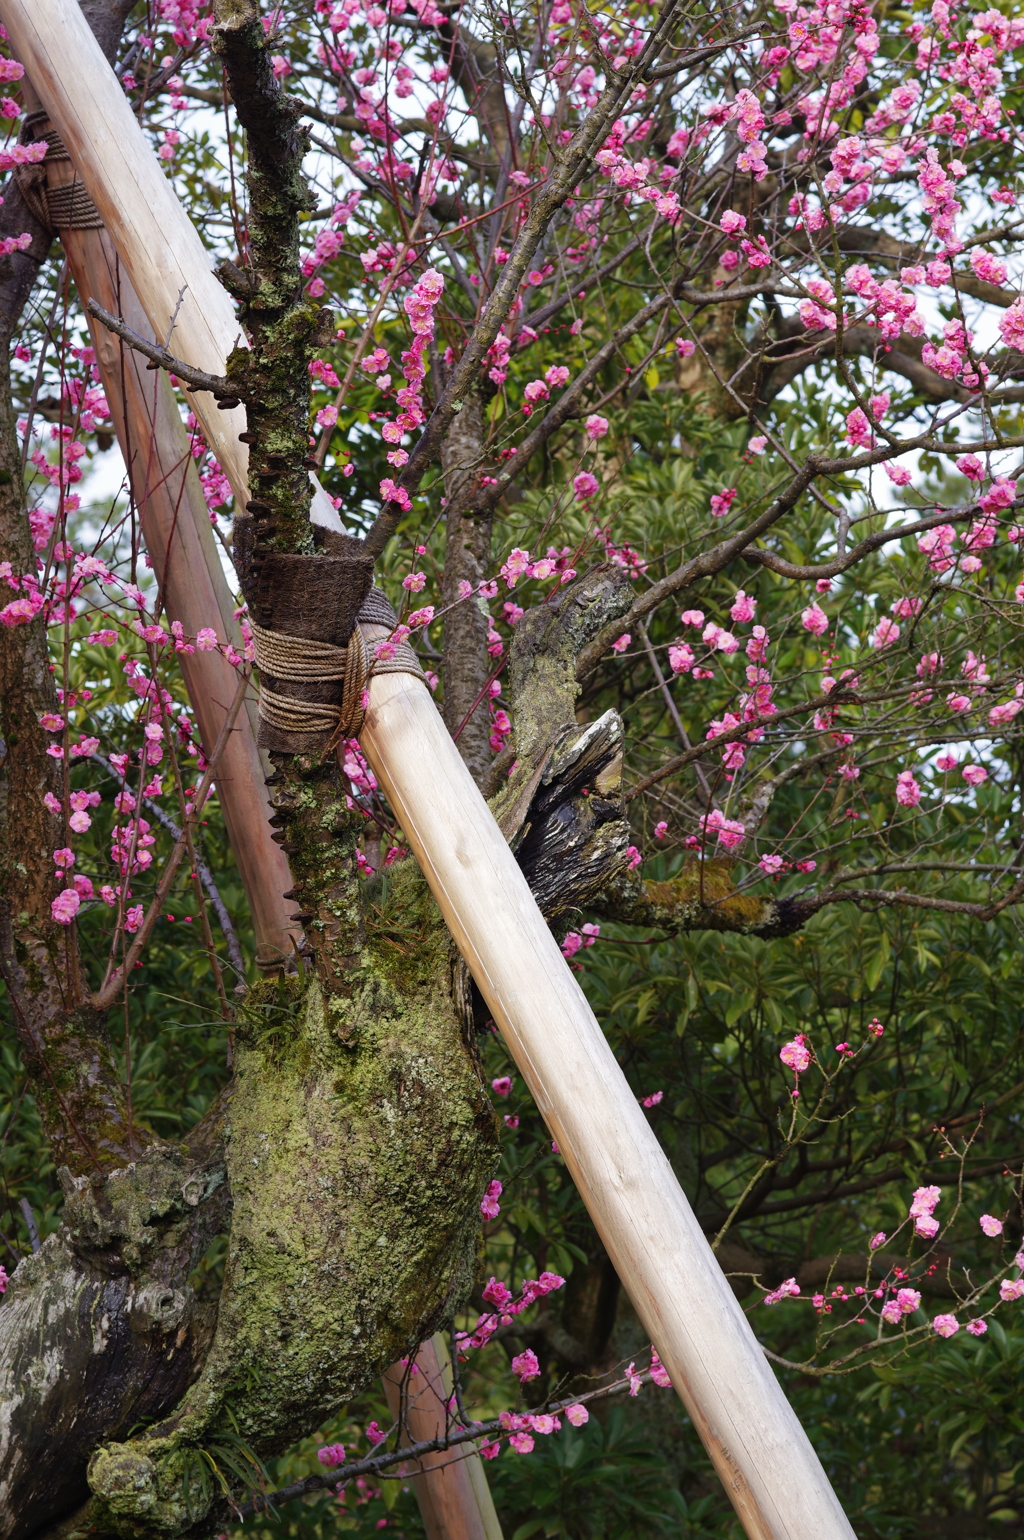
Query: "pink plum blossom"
764 1277 800 1305
51 888 80 925
872 617 901 648
511 1348 541 1381
932 1314 959 1337
480 1179 502 1220
649 1350 672 1388
730 590 756 623
895 771 921 807
483 1276 512 1308
999 1278 1024 1301
531 1415 560 1435
980 1214 1003 1237
565 1403 589 1426
780 1035 812 1073
501 548 532 587
801 603 828 636
585 414 609 439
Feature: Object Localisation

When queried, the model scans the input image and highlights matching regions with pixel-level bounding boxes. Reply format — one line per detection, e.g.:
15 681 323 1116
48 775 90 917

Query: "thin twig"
92 672 251 1010
90 754 245 978
84 299 239 400
638 621 712 802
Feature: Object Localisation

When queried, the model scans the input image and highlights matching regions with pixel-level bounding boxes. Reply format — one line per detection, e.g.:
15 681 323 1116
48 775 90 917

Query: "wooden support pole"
1 5 856 1535
60 233 299 965
361 675 855 1540
16 75 296 963
383 1335 503 1540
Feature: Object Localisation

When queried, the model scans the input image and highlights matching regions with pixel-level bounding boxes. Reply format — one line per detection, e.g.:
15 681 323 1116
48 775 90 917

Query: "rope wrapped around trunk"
251 587 425 745
16 111 105 231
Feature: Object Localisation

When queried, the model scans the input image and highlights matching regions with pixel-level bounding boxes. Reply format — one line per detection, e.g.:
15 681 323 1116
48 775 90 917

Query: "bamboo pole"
2 5 857 1535
362 674 854 1540
382 1335 503 1540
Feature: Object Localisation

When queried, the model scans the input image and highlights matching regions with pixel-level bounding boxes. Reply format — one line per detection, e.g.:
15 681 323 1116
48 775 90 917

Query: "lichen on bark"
85 859 497 1533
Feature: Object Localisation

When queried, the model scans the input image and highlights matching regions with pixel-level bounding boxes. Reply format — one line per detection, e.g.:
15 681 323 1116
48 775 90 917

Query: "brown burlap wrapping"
236 521 425 753
16 111 105 232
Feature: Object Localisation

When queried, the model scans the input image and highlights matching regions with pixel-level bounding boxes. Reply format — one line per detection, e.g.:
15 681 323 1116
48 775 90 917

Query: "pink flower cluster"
780 1034 812 1074
457 1272 567 1355
378 269 444 484
909 1184 941 1240
480 1179 503 1221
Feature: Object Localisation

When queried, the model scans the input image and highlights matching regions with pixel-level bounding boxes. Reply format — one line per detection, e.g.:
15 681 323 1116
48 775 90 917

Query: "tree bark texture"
440 388 494 788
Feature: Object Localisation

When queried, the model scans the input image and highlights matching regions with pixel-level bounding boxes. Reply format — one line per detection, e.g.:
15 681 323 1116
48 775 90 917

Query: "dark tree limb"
210 0 324 553
439 387 496 787
589 860 817 940
84 298 239 398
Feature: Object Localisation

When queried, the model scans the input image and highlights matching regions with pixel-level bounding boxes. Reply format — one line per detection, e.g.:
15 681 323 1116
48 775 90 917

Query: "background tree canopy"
2 0 1024 1536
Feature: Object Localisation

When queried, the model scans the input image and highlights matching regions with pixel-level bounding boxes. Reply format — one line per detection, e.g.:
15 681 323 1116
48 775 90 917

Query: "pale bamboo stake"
382 1334 503 1540
360 673 856 1540
2 0 249 505
2 6 856 1534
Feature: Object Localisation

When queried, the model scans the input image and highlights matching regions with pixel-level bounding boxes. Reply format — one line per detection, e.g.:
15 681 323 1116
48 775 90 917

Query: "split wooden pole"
382 1336 503 1540
6 3 250 505
3 4 857 1536
361 677 855 1540
65 244 300 965
16 74 297 964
